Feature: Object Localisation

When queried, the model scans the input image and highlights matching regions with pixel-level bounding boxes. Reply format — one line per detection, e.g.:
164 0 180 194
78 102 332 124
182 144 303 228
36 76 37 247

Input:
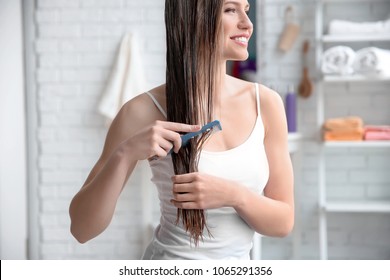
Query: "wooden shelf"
323 141 390 148
322 34 390 43
322 200 390 213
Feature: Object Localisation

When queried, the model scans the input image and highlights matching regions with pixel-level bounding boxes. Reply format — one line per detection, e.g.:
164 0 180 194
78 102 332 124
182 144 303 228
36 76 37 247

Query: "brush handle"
182 120 221 145
168 120 221 154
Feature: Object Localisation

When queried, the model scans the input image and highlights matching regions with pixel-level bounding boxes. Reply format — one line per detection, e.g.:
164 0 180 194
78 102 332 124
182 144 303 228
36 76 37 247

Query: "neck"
215 61 229 95
212 61 230 120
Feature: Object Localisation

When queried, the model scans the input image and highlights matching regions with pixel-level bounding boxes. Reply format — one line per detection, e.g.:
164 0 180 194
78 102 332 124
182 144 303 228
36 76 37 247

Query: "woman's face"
221 0 253 61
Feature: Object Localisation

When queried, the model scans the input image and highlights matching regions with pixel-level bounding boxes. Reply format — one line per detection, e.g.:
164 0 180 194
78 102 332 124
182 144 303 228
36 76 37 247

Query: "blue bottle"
285 85 297 133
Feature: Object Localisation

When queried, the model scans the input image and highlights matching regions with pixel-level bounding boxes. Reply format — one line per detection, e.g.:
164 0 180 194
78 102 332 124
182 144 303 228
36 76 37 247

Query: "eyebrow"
224 1 250 9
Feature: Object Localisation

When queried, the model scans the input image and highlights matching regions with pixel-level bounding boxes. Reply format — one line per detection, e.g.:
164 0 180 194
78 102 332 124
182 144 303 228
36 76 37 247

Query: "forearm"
69 146 137 243
231 183 294 237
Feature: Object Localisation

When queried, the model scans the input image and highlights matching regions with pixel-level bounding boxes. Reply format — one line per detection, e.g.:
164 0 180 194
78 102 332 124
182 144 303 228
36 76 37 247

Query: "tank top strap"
145 91 167 118
255 83 260 116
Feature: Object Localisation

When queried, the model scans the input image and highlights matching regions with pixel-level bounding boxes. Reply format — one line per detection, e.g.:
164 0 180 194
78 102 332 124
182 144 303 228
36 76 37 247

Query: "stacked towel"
353 47 390 77
364 125 390 141
328 18 390 35
98 33 148 123
323 116 364 141
321 47 390 77
323 116 363 131
321 46 356 75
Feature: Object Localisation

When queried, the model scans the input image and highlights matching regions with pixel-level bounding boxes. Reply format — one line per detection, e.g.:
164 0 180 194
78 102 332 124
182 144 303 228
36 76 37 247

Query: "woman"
69 0 294 260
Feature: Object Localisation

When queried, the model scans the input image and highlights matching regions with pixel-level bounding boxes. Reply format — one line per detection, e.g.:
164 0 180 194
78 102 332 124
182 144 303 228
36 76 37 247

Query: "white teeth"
234 37 248 43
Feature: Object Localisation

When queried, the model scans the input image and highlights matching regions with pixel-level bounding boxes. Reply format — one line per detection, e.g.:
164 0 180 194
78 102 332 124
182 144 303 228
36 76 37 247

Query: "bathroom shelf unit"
315 0 390 260
323 141 390 148
323 200 390 213
323 75 390 83
322 35 390 43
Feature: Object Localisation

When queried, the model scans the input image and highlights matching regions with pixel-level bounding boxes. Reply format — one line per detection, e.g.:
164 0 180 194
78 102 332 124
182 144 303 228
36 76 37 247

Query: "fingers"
150 121 201 157
171 173 201 195
171 173 197 184
171 189 193 202
158 120 201 133
170 200 200 210
152 137 174 158
172 182 192 195
158 129 182 153
158 121 201 153
158 137 174 152
146 131 177 161
171 174 204 209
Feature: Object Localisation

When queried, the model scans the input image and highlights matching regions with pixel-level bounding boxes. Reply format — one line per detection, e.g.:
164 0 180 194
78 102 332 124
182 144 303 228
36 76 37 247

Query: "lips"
230 35 250 45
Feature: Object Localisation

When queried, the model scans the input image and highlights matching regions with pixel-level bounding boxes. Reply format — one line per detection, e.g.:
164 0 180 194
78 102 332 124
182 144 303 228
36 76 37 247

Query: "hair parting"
164 0 223 246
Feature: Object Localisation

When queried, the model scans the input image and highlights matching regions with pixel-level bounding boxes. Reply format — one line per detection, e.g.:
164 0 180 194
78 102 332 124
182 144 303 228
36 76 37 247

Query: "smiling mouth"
232 36 249 43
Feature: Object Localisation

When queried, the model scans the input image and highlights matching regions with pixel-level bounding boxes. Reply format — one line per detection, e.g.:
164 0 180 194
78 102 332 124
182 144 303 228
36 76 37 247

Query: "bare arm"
171 87 294 237
233 87 294 236
69 96 145 243
69 93 201 243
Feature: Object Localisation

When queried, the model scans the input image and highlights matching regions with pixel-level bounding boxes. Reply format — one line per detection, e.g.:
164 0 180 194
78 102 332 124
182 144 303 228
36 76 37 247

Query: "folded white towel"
98 33 148 122
328 18 390 35
321 46 356 75
353 47 390 76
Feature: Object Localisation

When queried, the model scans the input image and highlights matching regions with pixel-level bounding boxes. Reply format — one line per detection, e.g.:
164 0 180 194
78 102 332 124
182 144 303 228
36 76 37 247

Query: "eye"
224 8 236 13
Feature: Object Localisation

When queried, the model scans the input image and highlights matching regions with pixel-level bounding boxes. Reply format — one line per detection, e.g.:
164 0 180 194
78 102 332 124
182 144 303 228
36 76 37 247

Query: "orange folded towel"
324 129 364 141
323 116 364 141
323 116 364 131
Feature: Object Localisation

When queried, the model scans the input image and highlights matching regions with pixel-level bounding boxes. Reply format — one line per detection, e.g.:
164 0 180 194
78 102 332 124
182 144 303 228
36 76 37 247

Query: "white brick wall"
26 0 390 260
29 0 165 259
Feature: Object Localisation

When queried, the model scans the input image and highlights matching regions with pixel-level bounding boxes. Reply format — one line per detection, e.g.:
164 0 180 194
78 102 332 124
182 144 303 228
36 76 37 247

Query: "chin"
226 52 249 61
235 54 249 61
241 53 249 60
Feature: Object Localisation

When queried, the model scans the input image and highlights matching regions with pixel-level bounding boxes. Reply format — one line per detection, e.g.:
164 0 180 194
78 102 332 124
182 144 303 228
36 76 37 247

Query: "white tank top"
142 83 269 259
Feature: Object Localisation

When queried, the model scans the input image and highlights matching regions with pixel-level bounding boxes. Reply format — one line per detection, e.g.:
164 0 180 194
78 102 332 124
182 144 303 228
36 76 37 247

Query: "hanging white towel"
321 46 356 75
98 33 148 122
353 47 390 77
328 18 390 35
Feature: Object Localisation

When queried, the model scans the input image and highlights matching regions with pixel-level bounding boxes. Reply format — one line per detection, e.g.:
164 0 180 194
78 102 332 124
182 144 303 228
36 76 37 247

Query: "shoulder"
101 84 166 157
118 84 166 128
258 84 284 109
258 84 287 135
225 76 283 108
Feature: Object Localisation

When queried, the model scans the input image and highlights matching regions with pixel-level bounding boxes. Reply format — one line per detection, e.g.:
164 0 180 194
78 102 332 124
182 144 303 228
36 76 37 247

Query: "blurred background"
1 0 390 260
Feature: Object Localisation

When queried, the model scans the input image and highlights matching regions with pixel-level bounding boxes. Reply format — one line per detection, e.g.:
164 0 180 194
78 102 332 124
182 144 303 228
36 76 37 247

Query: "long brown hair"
165 0 223 245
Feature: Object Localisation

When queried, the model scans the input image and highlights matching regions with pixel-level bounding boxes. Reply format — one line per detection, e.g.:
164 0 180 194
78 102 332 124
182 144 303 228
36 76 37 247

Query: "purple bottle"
285 85 297 133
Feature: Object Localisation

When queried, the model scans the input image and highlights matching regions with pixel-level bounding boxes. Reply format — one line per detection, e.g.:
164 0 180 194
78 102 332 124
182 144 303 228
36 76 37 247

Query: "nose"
238 13 253 30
